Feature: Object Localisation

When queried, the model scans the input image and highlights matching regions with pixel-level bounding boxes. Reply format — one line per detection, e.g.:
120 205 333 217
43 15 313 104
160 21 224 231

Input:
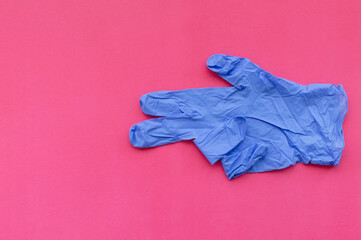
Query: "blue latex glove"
129 54 348 180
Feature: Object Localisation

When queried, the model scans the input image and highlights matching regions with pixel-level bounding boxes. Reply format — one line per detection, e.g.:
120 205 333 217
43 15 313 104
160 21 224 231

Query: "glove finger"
140 90 202 117
207 54 301 94
193 116 247 165
206 54 260 89
129 117 197 148
221 144 267 180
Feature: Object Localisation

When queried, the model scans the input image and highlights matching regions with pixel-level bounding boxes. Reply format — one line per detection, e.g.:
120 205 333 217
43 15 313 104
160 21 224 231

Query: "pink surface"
0 0 360 239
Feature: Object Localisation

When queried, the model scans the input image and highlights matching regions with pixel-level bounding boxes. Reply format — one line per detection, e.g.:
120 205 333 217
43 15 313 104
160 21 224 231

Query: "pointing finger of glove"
140 90 201 118
129 117 198 148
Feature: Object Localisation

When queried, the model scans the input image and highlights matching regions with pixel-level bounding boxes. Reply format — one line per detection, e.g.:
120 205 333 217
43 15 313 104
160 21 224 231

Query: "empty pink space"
0 0 360 239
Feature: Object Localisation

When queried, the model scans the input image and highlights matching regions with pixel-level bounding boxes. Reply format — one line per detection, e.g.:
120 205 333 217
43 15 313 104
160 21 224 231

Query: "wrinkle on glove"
129 54 348 180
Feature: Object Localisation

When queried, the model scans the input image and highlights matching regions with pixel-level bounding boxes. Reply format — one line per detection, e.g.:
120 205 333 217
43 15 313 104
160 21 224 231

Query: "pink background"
1 0 360 239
